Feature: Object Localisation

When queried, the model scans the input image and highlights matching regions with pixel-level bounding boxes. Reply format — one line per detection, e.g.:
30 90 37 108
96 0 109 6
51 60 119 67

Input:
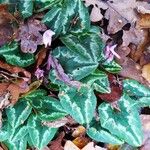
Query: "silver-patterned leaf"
123 79 150 97
99 93 143 147
27 115 57 150
59 85 96 124
6 100 32 128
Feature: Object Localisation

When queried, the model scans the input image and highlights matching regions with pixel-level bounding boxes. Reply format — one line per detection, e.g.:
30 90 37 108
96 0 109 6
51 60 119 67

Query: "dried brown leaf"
49 132 65 150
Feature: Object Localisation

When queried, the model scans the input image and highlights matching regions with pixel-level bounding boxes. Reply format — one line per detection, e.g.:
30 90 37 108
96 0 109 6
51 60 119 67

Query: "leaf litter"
0 0 150 150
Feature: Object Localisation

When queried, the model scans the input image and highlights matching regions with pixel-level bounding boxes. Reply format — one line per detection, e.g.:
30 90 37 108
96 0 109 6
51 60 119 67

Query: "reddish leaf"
98 74 122 102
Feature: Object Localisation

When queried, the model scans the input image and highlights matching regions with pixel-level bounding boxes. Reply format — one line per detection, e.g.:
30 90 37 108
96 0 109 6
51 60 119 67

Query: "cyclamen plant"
0 0 150 150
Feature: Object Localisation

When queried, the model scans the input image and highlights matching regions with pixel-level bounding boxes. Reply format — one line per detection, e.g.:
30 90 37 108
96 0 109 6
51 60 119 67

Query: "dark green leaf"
6 100 32 128
123 79 150 97
0 42 35 67
42 0 90 35
3 135 27 150
27 115 57 149
81 69 110 93
87 122 123 144
18 0 33 19
59 85 97 124
52 30 104 80
99 93 143 146
102 60 122 73
30 96 68 121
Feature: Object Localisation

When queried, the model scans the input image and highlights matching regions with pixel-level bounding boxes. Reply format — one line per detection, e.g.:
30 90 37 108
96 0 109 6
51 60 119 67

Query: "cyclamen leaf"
0 121 9 141
18 0 33 19
102 60 122 73
52 31 104 80
27 115 57 150
0 42 35 67
123 79 150 97
87 123 123 145
30 96 68 121
3 135 27 150
42 0 90 35
6 100 32 128
134 97 150 108
59 85 97 124
99 93 143 147
81 69 110 93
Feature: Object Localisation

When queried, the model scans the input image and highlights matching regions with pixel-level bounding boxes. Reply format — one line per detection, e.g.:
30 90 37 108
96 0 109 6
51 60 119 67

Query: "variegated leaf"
102 60 122 73
99 93 143 147
18 0 33 19
123 79 150 97
3 135 27 150
52 29 104 80
42 0 90 35
59 85 96 124
0 42 35 67
30 96 68 121
87 122 123 145
6 100 32 128
81 69 110 93
27 115 57 150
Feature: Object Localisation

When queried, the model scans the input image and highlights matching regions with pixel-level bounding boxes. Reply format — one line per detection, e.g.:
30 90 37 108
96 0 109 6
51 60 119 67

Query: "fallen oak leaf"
83 0 108 22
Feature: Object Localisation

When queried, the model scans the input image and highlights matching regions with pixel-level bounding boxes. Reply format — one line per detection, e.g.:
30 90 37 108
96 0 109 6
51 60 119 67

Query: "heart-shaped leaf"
6 100 32 128
30 96 68 121
42 0 90 35
27 115 57 150
99 93 143 147
81 69 110 93
52 30 104 80
87 122 123 145
59 85 97 124
123 79 150 97
0 42 35 67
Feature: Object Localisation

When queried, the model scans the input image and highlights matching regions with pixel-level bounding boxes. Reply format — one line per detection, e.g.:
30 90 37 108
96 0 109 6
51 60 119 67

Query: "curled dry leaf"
35 47 47 68
0 60 30 105
17 18 47 53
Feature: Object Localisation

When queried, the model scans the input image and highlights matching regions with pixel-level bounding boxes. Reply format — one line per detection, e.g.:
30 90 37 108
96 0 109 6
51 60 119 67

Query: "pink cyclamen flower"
35 68 44 79
105 44 121 62
43 29 55 48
